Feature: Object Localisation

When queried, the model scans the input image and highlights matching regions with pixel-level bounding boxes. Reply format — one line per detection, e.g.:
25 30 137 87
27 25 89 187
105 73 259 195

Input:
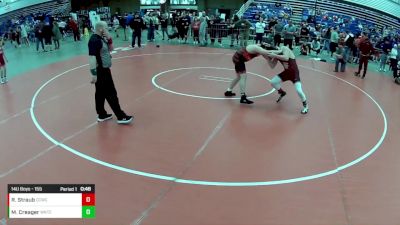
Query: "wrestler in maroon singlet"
277 58 301 83
266 46 309 114
232 48 259 74
225 44 275 104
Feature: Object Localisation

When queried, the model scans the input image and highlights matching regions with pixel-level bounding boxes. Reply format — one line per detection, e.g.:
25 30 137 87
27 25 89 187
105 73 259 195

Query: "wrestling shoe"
276 91 286 103
224 91 236 97
97 114 113 122
117 115 133 124
240 95 254 104
301 106 309 114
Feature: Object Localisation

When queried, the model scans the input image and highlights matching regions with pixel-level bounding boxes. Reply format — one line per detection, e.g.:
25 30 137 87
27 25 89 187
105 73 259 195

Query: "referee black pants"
95 67 125 118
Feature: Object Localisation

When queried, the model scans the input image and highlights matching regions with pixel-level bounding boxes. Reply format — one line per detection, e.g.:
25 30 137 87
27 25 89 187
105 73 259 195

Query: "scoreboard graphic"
7 184 95 219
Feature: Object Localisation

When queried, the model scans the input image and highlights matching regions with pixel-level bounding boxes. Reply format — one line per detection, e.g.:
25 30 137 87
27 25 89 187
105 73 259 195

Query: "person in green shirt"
283 20 296 50
330 26 339 57
234 16 252 47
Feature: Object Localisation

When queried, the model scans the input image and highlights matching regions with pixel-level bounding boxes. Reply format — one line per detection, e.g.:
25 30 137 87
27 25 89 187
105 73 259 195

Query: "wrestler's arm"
267 52 289 61
253 45 281 56
266 49 283 54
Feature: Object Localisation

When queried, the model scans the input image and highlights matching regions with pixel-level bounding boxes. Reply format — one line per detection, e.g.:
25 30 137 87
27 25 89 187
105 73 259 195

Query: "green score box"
82 206 96 219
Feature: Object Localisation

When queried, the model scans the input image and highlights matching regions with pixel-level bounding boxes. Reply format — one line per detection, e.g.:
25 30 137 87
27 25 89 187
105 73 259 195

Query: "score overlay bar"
8 184 95 219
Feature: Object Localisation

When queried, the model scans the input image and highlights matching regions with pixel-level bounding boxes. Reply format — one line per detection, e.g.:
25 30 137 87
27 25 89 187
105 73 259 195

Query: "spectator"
153 13 160 38
234 16 252 47
42 21 53 51
334 43 346 72
330 27 339 58
20 24 29 46
145 14 156 42
389 44 399 78
344 30 355 63
300 42 308 55
255 17 266 44
379 39 391 72
283 20 296 50
321 27 331 55
273 19 284 47
354 34 374 79
129 12 144 48
396 61 400 83
52 21 62 50
178 13 190 43
113 16 120 38
199 16 207 46
69 18 80 41
192 17 200 44
34 21 45 52
310 38 321 55
299 23 309 44
265 32 274 45
58 20 67 39
0 38 8 84
268 17 277 30
15 27 22 47
160 14 169 40
230 15 240 47
209 15 223 45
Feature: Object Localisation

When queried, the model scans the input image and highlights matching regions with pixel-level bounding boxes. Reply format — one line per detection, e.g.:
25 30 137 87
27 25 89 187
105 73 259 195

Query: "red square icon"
82 193 95 206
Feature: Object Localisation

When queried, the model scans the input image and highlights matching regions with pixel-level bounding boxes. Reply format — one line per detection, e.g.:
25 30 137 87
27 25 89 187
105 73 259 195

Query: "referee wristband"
90 69 97 76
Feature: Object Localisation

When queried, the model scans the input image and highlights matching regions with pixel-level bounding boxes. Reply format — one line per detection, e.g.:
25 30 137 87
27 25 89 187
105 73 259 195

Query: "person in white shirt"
20 24 30 46
255 17 266 44
58 20 67 39
113 17 120 38
389 44 399 78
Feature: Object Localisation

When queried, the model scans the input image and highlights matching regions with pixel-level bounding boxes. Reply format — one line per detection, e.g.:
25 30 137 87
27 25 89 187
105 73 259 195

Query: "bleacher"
0 0 70 35
243 3 292 24
302 9 377 35
242 0 400 36
0 0 70 21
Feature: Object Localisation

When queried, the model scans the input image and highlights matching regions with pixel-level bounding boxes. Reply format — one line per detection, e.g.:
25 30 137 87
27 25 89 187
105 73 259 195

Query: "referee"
88 21 133 124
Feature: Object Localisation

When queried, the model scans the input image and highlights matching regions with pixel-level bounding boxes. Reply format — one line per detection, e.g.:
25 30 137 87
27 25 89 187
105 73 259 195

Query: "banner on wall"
140 0 196 5
170 0 196 5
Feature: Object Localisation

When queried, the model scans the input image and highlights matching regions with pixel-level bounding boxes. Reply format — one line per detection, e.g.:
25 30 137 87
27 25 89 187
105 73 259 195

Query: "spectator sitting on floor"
310 38 321 55
300 42 308 55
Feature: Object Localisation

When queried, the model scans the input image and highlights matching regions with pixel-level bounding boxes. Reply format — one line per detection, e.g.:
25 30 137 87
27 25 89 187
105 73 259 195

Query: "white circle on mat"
152 67 275 100
29 52 388 187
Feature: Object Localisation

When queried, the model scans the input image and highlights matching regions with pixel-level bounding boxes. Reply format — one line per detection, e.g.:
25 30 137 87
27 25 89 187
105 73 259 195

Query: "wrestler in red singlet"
232 48 259 74
277 58 301 83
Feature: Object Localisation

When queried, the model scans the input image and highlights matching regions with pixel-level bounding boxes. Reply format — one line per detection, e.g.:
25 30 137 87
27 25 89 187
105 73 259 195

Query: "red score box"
82 193 95 206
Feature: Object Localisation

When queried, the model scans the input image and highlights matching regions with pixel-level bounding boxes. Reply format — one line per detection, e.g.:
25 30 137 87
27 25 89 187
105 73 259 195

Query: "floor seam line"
130 112 231 225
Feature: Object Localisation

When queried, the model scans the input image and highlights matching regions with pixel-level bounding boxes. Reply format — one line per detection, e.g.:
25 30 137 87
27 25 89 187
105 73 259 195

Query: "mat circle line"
29 52 388 186
151 67 275 100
